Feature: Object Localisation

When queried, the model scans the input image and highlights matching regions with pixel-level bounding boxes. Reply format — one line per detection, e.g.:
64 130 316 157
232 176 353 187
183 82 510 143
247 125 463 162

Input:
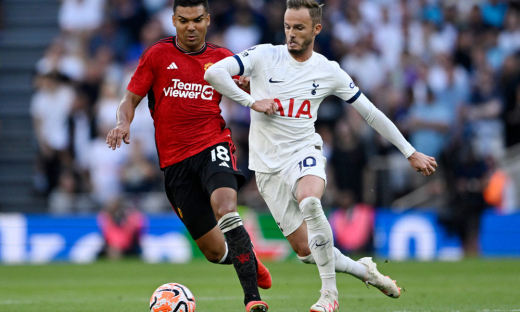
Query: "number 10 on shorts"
298 156 316 171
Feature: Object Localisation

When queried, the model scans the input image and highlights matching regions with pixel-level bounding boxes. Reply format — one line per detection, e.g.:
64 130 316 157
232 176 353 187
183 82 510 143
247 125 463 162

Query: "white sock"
299 248 368 281
300 197 337 295
333 248 367 281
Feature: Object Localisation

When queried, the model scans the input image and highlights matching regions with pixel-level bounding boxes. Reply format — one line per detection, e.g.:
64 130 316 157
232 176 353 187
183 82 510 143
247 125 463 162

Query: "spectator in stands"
330 119 367 204
498 9 520 57
467 5 488 36
97 196 146 260
120 139 158 194
89 19 131 62
406 89 453 160
259 0 286 45
223 8 262 53
31 72 75 195
125 18 165 65
441 143 489 256
374 6 404 71
68 87 95 175
35 38 85 82
48 169 95 214
58 0 105 35
483 159 518 215
107 0 148 44
332 3 369 48
453 30 474 72
155 0 177 36
463 69 505 159
340 36 384 94
484 28 506 70
88 118 128 204
329 189 374 254
481 0 508 28
500 55 520 147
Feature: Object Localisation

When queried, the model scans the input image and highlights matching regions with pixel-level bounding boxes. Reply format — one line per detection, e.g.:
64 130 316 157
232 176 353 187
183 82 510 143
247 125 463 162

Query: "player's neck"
176 37 205 53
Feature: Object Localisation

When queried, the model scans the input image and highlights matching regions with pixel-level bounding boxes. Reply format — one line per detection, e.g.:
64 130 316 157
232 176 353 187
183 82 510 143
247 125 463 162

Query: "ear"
207 13 211 27
172 15 176 27
314 23 322 36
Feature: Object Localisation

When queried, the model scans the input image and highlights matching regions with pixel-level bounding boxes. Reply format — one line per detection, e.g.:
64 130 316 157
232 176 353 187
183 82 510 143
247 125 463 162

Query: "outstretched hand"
251 99 279 116
233 76 251 93
106 122 131 150
408 151 437 176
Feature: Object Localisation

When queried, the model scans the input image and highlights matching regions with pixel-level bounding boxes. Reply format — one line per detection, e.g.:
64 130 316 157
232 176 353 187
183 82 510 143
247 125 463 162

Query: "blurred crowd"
31 0 520 250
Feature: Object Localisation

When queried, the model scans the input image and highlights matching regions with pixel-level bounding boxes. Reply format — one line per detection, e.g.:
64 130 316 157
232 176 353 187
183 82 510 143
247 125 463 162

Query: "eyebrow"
285 23 305 27
178 14 204 20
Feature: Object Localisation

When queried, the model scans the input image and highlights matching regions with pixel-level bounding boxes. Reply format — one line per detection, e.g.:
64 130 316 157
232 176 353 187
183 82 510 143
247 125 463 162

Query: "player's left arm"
332 65 437 176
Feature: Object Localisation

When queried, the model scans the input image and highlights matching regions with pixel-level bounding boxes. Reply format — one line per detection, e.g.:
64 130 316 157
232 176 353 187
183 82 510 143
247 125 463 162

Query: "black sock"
219 213 260 305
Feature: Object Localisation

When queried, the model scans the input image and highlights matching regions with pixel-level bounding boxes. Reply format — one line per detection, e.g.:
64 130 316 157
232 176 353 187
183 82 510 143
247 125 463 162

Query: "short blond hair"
286 0 323 26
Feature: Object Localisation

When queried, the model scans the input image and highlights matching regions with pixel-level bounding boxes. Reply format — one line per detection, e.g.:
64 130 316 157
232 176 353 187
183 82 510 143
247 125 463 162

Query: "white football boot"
309 290 339 312
358 257 401 298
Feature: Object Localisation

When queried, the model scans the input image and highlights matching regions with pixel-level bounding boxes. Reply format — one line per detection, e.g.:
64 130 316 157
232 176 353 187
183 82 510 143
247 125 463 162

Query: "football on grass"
150 283 196 312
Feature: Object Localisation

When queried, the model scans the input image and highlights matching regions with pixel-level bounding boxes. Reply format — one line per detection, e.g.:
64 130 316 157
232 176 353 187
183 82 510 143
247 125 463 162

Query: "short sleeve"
233 44 273 78
331 62 361 103
127 51 154 97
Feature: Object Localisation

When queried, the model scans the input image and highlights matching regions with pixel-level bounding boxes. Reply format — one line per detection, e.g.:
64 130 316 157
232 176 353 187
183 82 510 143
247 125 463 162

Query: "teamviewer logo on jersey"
163 79 214 100
201 85 214 100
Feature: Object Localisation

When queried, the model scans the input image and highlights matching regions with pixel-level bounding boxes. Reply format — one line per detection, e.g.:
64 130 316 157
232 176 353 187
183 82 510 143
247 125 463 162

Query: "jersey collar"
283 44 316 67
174 36 207 55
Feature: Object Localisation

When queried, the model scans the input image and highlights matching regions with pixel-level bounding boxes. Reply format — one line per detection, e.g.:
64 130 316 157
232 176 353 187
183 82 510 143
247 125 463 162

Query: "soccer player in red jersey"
105 1 278 311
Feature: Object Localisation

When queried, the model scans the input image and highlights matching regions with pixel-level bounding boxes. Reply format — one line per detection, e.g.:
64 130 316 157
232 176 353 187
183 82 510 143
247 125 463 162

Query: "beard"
287 35 313 55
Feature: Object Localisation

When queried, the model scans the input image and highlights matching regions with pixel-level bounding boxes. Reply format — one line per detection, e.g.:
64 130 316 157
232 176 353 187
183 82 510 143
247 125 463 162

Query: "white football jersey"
235 44 361 173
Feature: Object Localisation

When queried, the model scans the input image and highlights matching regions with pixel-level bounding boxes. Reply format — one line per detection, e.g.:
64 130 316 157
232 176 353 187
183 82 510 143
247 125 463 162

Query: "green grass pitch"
1 258 519 311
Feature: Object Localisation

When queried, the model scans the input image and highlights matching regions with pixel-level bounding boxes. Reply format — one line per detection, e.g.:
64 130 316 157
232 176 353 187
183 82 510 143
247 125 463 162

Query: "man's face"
284 8 320 56
173 5 210 51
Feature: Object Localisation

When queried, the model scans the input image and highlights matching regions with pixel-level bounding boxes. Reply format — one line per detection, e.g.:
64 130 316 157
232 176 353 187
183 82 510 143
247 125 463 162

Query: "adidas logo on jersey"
167 62 178 69
219 161 229 167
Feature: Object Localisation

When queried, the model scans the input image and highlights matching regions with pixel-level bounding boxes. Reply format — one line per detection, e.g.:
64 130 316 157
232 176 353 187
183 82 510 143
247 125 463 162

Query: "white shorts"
255 146 327 237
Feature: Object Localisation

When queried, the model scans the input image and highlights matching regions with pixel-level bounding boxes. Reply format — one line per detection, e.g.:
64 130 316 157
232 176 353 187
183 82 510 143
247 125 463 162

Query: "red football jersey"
128 36 235 169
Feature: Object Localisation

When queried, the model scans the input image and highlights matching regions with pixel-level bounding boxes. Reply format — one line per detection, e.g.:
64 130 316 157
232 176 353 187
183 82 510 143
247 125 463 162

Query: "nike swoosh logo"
269 78 284 83
314 239 331 248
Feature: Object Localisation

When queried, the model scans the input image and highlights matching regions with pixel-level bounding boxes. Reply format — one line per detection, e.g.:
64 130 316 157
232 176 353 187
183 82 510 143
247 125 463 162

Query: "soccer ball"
149 283 196 312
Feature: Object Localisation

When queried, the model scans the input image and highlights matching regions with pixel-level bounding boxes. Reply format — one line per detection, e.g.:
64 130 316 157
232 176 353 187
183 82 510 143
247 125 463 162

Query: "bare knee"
291 239 311 257
214 201 237 220
210 188 237 220
287 222 312 257
195 226 227 263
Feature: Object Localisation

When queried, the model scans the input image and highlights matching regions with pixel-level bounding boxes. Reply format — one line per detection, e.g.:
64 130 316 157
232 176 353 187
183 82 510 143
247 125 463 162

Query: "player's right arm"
106 90 143 150
205 45 278 115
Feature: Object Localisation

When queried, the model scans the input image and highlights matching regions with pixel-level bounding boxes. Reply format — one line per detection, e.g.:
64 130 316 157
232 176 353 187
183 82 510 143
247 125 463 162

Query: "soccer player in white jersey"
205 0 438 311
